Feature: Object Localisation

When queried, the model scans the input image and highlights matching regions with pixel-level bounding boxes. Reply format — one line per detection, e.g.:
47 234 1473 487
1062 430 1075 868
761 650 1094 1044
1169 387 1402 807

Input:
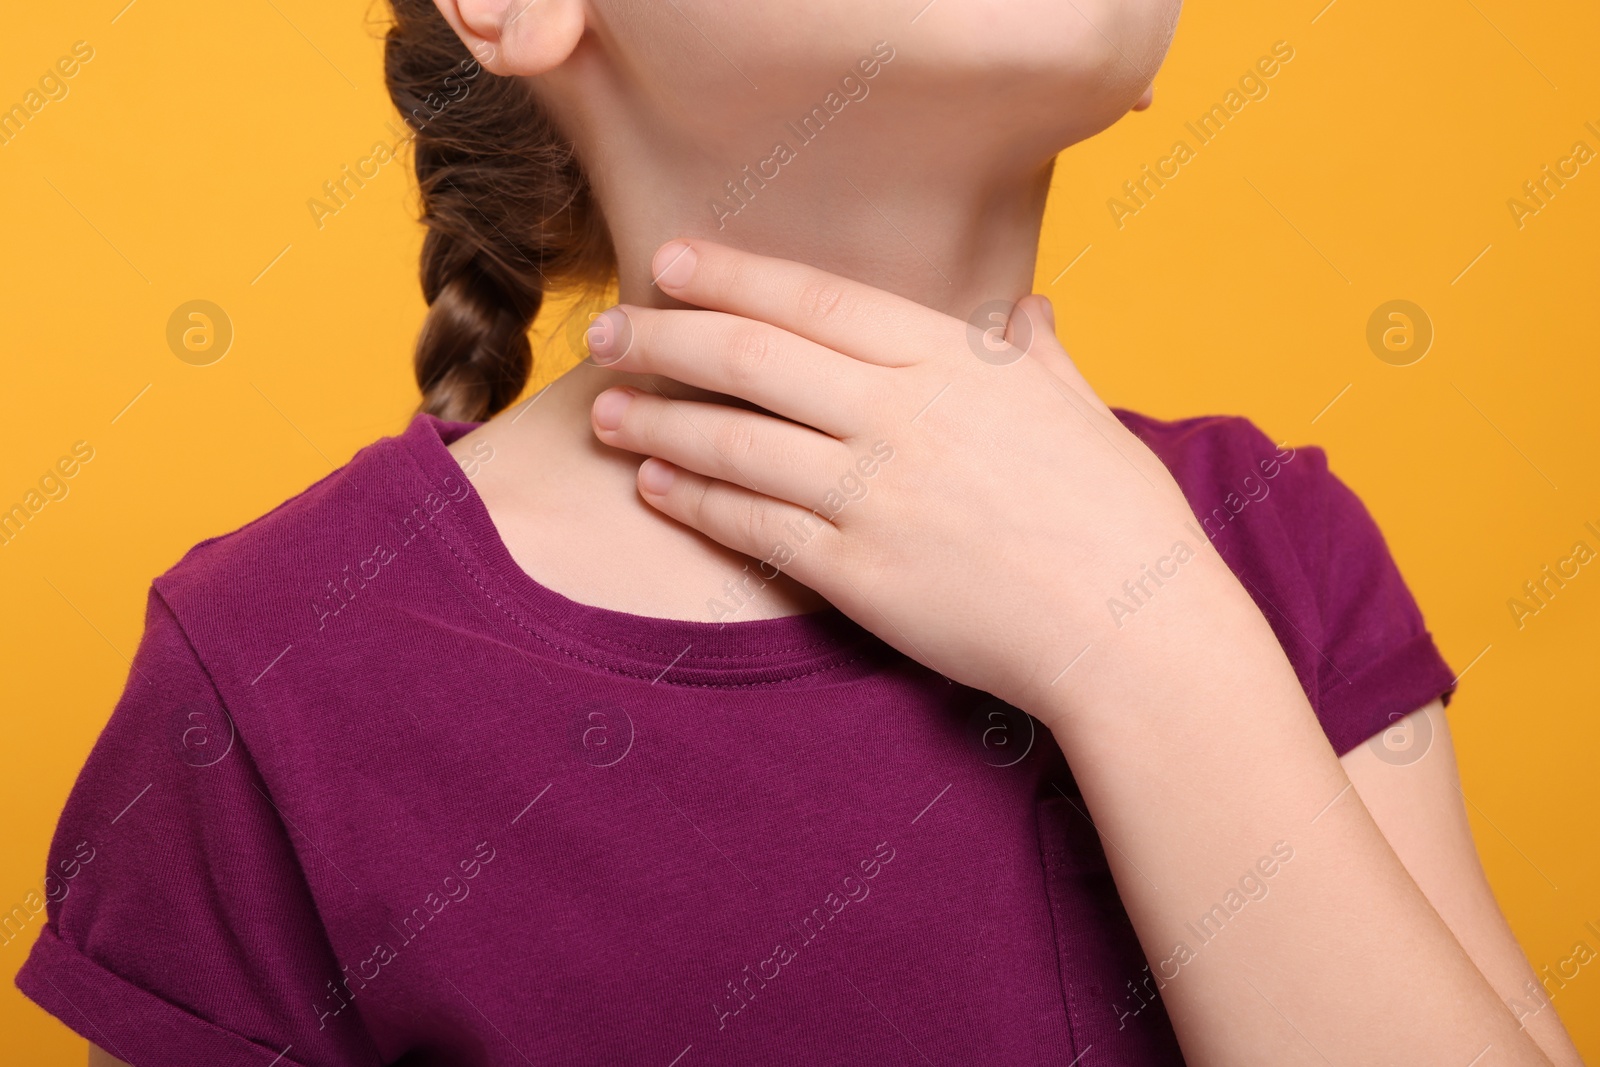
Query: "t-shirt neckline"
396 412 890 688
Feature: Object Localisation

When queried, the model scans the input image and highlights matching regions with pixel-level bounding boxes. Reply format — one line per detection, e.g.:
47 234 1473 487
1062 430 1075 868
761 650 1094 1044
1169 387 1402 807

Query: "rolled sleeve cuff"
1316 630 1458 757
16 924 316 1067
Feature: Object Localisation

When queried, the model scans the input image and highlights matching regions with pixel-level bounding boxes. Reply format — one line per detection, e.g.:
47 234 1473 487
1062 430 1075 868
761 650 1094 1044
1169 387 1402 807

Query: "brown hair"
382 0 614 421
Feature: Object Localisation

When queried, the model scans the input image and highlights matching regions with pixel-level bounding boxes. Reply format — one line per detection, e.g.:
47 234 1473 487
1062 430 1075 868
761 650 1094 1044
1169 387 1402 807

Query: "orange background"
2 0 1597 1060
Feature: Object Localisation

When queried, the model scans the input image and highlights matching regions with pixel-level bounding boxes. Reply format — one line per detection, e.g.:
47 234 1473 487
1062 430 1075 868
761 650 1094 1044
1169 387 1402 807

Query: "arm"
14 590 381 1066
84 717 1575 1067
1027 558 1566 1065
1344 701 1585 1066
579 237 1580 1066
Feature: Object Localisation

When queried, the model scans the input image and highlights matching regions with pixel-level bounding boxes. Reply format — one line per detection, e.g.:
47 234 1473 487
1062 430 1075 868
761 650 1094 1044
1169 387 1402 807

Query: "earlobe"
430 0 586 77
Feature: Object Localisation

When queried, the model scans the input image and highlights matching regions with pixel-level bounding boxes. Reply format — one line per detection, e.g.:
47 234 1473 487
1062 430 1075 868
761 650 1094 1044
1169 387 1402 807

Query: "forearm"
574 236 1567 1061
1026 545 1553 1066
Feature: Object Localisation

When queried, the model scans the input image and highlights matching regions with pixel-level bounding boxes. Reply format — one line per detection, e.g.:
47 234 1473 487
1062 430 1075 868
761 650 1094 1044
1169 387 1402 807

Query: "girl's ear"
430 0 586 77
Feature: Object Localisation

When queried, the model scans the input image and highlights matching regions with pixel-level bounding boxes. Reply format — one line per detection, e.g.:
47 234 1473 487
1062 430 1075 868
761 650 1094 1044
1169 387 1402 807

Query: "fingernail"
592 387 633 432
1040 296 1057 333
652 241 697 290
586 307 632 365
638 457 676 495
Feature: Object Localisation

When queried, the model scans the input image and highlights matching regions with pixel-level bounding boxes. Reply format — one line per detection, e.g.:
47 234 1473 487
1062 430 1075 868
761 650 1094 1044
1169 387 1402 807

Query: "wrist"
1019 543 1291 736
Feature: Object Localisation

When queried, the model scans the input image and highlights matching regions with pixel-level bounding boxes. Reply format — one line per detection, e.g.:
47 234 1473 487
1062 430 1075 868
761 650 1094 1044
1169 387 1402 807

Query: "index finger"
651 239 956 367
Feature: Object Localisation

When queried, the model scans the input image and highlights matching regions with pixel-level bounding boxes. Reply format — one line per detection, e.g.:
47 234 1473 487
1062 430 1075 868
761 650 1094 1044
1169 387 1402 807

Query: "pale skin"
93 0 1584 1062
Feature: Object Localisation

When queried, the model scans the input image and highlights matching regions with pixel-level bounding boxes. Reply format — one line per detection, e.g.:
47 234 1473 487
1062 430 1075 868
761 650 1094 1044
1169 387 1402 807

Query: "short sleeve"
14 588 381 1067
1293 447 1458 755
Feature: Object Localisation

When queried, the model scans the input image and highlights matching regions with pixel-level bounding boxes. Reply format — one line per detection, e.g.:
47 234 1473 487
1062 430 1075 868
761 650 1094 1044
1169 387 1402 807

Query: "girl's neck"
456 154 1058 622
606 157 1057 322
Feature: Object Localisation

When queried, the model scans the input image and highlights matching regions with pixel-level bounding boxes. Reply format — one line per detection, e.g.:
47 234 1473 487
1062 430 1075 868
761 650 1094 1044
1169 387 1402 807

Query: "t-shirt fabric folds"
15 409 1456 1066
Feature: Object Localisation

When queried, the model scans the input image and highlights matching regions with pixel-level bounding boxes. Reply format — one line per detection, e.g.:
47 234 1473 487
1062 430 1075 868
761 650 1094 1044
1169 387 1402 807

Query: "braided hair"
383 0 613 421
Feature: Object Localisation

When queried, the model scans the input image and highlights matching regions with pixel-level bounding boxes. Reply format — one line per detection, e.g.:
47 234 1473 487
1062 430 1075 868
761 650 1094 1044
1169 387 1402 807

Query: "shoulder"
1113 408 1335 576
1113 407 1331 563
154 414 459 594
148 414 473 688
1113 408 1318 503
1113 408 1455 753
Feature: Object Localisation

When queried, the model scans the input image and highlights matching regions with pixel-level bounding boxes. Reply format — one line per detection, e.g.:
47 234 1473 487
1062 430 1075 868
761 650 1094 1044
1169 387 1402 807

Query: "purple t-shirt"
16 409 1455 1066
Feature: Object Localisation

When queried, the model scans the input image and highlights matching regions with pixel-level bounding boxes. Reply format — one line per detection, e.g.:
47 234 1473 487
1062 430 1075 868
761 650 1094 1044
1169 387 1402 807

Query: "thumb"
1007 294 1113 417
1017 292 1056 337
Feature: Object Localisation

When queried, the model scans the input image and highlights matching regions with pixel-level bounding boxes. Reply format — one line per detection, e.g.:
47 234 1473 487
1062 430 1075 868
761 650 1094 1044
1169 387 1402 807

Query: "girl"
18 1 1585 1064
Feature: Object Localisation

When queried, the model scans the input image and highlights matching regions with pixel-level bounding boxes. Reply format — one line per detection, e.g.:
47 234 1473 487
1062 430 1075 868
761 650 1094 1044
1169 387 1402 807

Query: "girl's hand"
587 243 1581 1067
586 239 1251 716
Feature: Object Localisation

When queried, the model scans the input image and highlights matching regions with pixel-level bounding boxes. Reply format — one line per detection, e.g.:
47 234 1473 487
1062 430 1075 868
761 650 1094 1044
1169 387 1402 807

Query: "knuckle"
696 482 736 538
735 492 768 541
626 395 675 452
710 414 758 467
714 253 750 298
638 396 675 445
799 279 850 325
682 475 712 523
725 324 777 387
